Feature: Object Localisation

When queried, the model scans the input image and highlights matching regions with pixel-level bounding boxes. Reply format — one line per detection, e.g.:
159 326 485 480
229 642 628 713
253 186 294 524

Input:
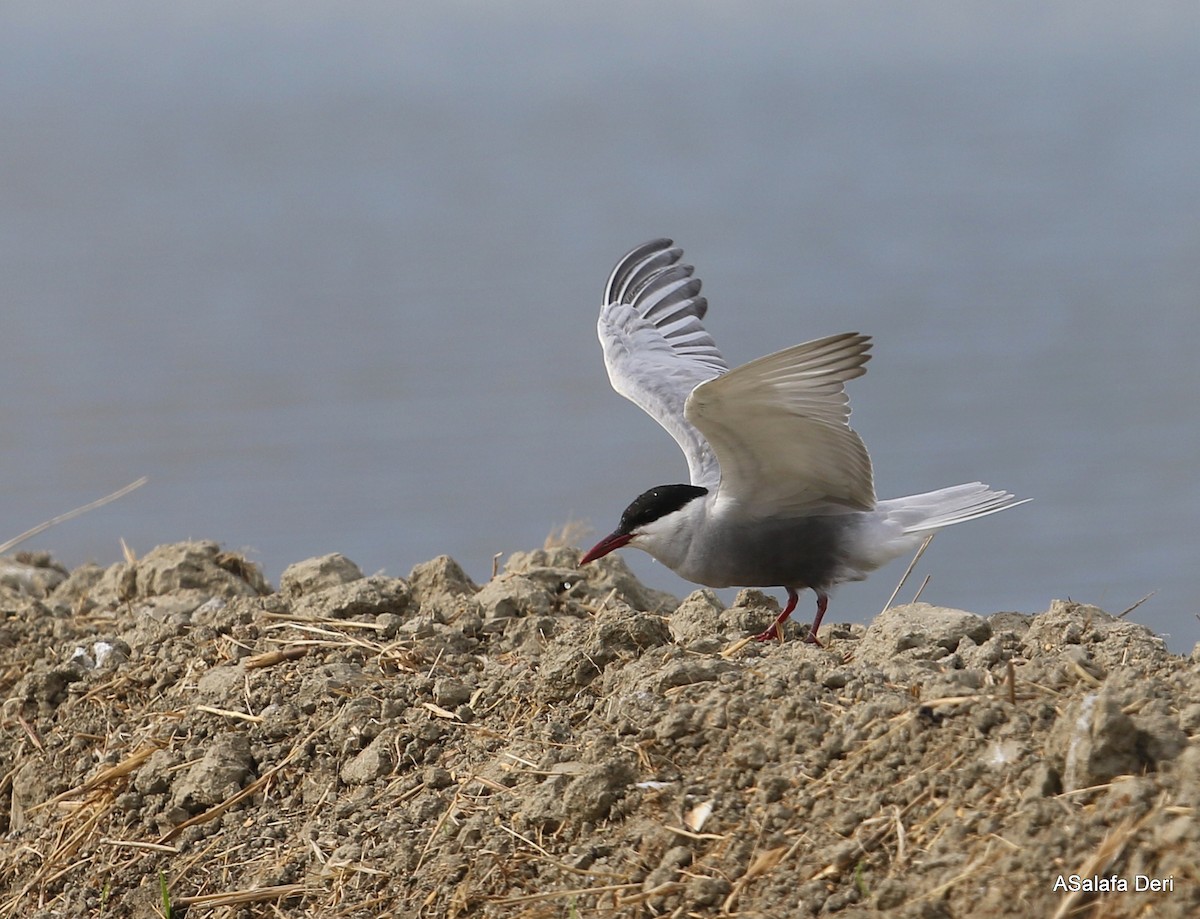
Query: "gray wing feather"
598 239 729 486
685 332 877 513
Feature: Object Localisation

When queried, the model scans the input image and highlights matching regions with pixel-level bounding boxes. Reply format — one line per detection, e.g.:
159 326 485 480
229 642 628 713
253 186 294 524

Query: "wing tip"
603 238 680 305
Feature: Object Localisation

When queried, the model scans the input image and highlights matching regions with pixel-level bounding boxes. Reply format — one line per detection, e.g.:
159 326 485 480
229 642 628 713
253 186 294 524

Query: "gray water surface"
3 3 1197 649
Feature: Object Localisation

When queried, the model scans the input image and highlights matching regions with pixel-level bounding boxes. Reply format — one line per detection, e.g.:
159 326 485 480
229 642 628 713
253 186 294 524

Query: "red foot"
752 588 798 643
751 589 829 646
752 621 823 645
752 623 782 642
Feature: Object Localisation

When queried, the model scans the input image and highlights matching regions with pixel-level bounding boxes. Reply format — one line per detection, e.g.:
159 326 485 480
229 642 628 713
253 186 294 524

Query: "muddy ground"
0 540 1197 918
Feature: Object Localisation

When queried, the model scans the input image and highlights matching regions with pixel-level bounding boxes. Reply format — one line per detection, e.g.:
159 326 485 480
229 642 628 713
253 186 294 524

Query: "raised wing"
684 332 876 514
597 239 729 486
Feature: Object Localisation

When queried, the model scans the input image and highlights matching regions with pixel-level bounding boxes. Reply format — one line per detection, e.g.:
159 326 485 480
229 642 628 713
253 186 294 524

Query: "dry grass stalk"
97 838 180 854
260 617 424 674
720 635 754 658
12 712 45 752
194 704 264 724
157 715 334 845
0 476 148 555
910 573 932 604
156 773 267 845
721 843 786 913
37 742 162 811
173 883 307 909
421 701 460 720
744 845 789 879
543 518 591 550
663 824 725 841
243 646 310 670
1068 659 1103 687
892 804 908 868
1 789 112 916
881 533 935 614
1050 808 1153 919
489 882 640 906
264 618 387 635
807 788 934 884
1117 590 1156 619
495 824 624 880
615 881 686 906
910 849 999 905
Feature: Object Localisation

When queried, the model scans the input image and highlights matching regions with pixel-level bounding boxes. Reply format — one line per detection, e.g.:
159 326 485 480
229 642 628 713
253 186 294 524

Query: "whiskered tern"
580 238 1028 643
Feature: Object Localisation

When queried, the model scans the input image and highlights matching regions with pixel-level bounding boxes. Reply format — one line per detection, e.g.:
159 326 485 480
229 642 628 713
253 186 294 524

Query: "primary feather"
598 239 728 487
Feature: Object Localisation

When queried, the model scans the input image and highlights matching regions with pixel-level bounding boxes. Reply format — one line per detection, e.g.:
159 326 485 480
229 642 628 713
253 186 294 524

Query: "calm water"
2 3 1198 649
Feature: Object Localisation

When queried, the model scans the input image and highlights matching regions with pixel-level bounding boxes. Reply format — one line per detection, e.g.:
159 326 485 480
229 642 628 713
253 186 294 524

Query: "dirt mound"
1 541 1197 917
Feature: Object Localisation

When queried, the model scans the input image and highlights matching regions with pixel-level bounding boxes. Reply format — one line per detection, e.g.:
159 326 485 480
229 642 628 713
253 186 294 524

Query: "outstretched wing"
685 332 876 514
597 239 729 486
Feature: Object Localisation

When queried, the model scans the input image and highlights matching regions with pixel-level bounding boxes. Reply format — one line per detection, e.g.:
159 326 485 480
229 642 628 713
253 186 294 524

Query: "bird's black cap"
617 484 708 534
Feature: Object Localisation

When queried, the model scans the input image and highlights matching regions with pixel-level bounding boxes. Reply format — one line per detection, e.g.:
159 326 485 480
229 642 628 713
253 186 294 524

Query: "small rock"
13 665 85 712
93 541 268 605
196 664 247 702
1172 746 1200 807
279 553 364 598
822 669 852 689
292 576 411 620
49 562 105 609
643 844 693 897
68 646 96 669
562 760 635 823
473 575 553 620
10 758 58 829
1178 703 1200 736
0 553 69 597
135 750 185 795
340 736 394 785
857 603 992 665
1132 699 1188 765
97 639 130 667
686 876 731 908
170 734 255 814
520 774 571 827
1021 762 1063 800
433 677 472 707
68 639 131 670
668 590 726 645
407 555 477 602
191 597 232 627
260 703 301 740
1024 600 1167 671
874 878 909 910
1052 690 1143 791
655 658 739 692
576 551 679 612
423 765 455 789
133 590 215 623
536 604 671 701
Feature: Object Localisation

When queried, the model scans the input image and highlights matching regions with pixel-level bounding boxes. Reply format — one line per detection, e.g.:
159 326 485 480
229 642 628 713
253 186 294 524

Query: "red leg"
802 591 829 646
753 588 799 642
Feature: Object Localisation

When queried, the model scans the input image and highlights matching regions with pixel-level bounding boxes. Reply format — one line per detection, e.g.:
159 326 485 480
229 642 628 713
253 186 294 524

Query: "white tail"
878 482 1030 534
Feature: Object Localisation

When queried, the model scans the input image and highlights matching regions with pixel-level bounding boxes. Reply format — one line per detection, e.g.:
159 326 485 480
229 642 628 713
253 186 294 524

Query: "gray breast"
682 512 861 591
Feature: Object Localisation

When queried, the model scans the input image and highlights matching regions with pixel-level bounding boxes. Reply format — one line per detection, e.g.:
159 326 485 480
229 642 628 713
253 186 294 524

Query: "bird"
579 238 1029 644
